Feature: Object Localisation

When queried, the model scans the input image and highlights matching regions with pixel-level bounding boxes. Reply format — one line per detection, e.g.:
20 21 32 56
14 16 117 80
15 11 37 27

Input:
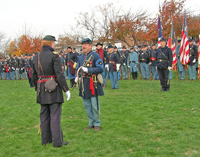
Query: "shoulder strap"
38 52 44 75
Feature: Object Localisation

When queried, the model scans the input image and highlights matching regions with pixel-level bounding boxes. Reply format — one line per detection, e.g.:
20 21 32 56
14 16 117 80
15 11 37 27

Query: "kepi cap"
160 37 166 42
81 38 92 44
43 35 56 41
96 42 103 46
107 45 113 48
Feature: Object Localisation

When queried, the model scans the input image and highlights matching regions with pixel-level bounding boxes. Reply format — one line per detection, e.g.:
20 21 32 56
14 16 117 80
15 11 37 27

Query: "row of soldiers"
1 37 198 90
0 53 35 87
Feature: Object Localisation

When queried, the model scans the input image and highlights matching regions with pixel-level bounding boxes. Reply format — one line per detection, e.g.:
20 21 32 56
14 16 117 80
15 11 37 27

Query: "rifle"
150 65 153 80
138 56 141 80
128 55 131 80
176 65 178 80
149 70 158 89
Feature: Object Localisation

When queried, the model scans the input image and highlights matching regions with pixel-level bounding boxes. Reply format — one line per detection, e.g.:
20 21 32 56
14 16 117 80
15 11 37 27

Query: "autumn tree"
9 35 42 56
110 8 150 46
56 34 76 52
8 40 18 56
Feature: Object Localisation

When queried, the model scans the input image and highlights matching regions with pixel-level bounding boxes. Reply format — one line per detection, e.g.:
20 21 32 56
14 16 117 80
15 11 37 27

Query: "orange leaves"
9 35 42 56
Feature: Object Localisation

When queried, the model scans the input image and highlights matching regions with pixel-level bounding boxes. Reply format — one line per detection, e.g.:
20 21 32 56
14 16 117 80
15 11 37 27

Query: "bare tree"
76 9 99 41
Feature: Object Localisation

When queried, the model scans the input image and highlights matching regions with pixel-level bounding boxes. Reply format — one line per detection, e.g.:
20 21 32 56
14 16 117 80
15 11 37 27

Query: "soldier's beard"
82 49 87 54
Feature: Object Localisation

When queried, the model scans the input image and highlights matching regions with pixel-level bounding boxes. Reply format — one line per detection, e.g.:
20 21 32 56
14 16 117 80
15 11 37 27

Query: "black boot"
132 73 134 80
70 79 73 88
72 78 76 88
135 72 137 80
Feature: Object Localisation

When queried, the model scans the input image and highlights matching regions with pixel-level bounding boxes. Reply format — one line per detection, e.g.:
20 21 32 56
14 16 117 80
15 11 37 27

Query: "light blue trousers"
82 97 101 127
188 65 196 80
140 63 150 79
109 71 119 89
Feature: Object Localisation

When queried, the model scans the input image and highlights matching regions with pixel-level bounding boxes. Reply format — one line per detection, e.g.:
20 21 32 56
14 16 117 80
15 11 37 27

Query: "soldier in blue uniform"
188 38 198 80
113 46 121 80
25 54 34 87
157 37 172 91
0 57 4 79
120 46 129 80
75 38 104 131
150 44 159 80
139 45 150 80
195 39 199 74
65 46 78 88
96 42 108 88
4 57 10 80
176 38 185 80
9 56 16 80
19 55 25 80
127 46 138 80
107 45 120 89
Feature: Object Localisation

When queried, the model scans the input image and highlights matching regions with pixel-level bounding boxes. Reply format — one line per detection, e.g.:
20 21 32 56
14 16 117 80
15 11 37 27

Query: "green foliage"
0 77 200 156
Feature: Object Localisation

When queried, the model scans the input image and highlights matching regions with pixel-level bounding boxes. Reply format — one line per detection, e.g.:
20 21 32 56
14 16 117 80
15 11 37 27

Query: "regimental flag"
157 12 163 48
180 11 190 65
198 30 200 79
167 20 177 71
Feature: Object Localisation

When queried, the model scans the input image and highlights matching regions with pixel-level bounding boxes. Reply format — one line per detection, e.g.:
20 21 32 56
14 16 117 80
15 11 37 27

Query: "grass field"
0 74 200 157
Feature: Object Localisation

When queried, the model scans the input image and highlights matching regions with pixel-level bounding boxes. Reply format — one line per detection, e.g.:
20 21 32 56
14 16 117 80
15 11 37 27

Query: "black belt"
130 61 135 63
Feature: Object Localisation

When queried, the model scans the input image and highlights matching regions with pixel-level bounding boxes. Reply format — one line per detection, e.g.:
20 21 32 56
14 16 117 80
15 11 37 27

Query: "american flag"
167 20 177 71
180 11 190 65
198 30 200 79
157 12 163 48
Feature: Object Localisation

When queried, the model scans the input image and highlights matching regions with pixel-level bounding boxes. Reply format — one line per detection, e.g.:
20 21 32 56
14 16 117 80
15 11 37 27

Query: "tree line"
2 0 200 57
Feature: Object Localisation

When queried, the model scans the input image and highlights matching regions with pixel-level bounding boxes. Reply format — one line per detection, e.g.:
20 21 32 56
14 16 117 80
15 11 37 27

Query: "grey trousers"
40 103 63 147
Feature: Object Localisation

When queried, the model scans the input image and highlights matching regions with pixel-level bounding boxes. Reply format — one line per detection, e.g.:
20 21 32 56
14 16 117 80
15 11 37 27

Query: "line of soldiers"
1 37 198 91
0 54 35 86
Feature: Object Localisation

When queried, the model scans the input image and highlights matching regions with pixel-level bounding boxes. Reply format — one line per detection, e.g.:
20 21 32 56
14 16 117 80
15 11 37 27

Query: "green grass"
0 73 200 157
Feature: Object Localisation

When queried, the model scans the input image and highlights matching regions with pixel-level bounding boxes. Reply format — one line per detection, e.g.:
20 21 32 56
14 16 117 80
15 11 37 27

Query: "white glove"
149 62 152 65
168 66 172 71
65 91 71 101
82 67 88 73
128 66 130 69
116 64 120 71
193 59 196 63
123 63 126 65
105 64 109 71
75 77 78 83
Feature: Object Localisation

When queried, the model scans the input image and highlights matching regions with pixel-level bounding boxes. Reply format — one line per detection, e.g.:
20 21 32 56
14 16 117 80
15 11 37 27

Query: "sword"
93 76 99 119
149 70 158 89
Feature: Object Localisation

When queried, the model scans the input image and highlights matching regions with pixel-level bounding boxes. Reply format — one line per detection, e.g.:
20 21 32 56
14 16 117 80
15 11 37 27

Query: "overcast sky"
0 0 199 41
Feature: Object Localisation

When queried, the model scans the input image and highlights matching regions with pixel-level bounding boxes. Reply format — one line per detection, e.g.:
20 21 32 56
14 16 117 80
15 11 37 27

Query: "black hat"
67 46 72 49
138 45 142 48
142 44 148 48
177 38 181 43
81 38 92 44
43 35 56 41
160 37 166 42
189 37 193 42
151 43 156 47
114 46 118 49
96 42 103 46
130 46 134 49
122 46 126 49
107 45 113 48
73 48 76 50
60 51 63 53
